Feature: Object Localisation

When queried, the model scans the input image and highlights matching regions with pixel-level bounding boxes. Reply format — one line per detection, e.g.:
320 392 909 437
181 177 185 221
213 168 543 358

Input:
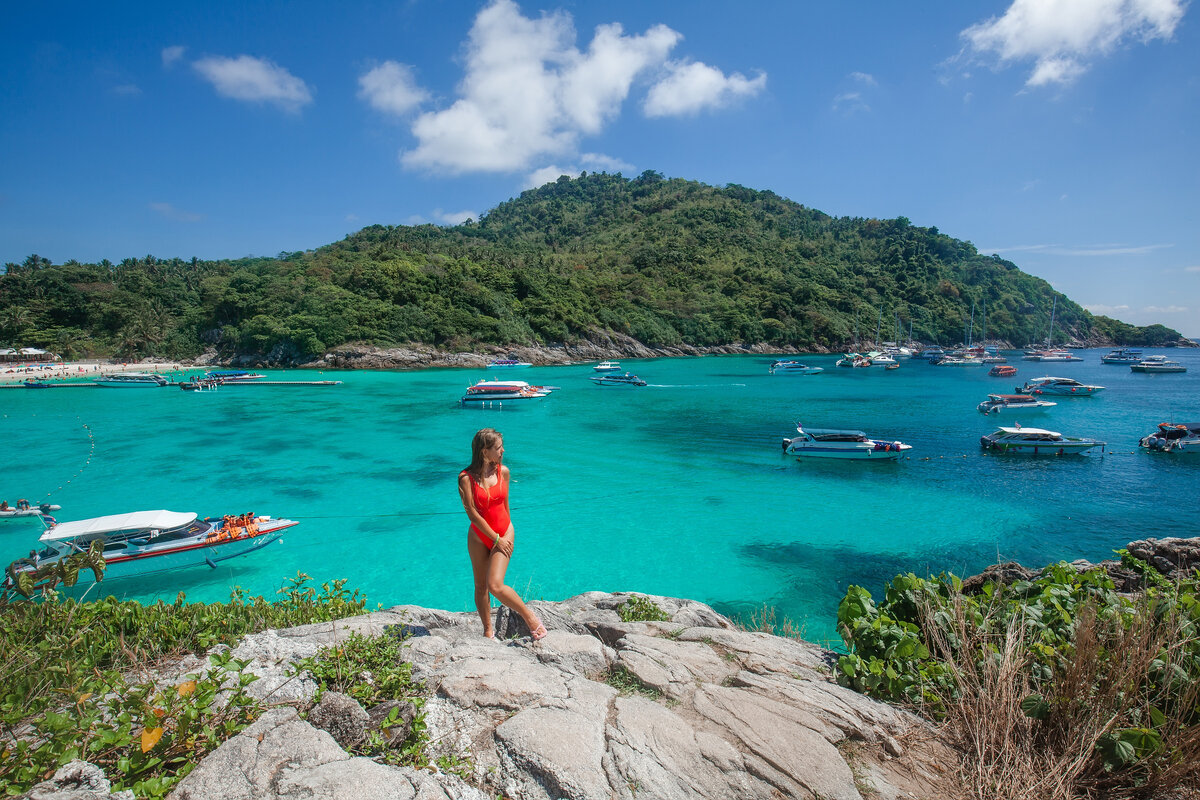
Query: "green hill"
0 172 1183 361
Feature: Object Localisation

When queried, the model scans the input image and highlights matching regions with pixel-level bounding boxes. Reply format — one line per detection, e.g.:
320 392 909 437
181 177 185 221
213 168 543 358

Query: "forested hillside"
0 172 1183 361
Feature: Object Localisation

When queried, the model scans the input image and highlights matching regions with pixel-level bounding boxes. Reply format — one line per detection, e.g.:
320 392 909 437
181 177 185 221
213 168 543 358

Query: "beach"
0 361 187 385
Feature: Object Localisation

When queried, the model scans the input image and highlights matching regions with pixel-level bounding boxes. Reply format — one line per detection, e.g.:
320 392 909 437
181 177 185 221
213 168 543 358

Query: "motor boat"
836 353 873 368
591 372 647 387
917 346 945 361
1140 422 1200 454
980 426 1105 455
460 379 550 406
769 360 823 375
1101 348 1143 364
1130 356 1187 373
933 356 982 366
4 509 297 586
203 370 266 381
989 365 1017 377
977 394 1056 415
1034 350 1083 363
594 361 622 372
0 501 60 519
486 359 532 368
781 424 911 460
94 372 170 388
1017 377 1105 396
981 356 1007 364
865 351 897 366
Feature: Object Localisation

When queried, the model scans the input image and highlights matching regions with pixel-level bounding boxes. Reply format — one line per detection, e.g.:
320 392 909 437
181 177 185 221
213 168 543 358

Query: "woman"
458 428 547 640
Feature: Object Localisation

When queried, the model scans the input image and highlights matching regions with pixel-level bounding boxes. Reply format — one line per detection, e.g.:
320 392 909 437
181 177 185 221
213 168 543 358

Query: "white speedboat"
0 501 60 519
4 509 296 586
460 379 550 407
1101 348 1143 364
917 346 946 361
977 394 1057 415
203 370 266 381
1130 356 1187 373
769 360 823 375
865 351 897 366
980 427 1105 455
836 353 873 368
933 356 982 366
1140 422 1200 454
1018 377 1105 396
594 361 622 372
591 372 646 387
782 424 911 460
486 359 532 369
95 372 169 388
1034 350 1083 363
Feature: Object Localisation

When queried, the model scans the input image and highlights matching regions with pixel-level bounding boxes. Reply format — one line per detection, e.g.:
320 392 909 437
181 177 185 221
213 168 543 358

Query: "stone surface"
160 592 956 800
25 761 135 800
307 690 370 749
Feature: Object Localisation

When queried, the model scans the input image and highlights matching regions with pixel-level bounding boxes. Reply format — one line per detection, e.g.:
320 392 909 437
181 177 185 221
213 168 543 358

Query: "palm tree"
2 306 32 343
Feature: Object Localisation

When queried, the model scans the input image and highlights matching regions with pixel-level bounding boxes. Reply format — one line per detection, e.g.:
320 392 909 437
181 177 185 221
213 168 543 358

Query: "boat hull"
1130 365 1186 373
785 441 911 460
980 436 1103 454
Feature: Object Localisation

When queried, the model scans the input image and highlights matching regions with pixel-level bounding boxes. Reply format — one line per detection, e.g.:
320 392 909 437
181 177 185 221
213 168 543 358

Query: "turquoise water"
2 350 1197 644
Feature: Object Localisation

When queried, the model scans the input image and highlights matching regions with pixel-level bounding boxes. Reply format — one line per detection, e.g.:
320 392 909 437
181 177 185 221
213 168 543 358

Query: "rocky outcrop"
962 537 1200 594
23 761 134 800
152 591 955 800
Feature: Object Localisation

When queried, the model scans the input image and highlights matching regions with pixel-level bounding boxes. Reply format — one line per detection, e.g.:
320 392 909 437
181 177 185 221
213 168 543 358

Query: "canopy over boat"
994 426 1059 437
41 510 197 542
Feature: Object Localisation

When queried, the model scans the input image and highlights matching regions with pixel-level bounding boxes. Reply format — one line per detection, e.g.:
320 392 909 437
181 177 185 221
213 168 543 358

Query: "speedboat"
1130 356 1187 373
980 427 1105 455
203 370 266 381
917 346 945 361
0 501 60 519
865 351 897 366
1140 422 1200 454
1034 350 1083 363
594 361 622 372
486 359 532 369
1101 348 1143 364
460 379 550 407
769 360 823 375
933 356 982 366
977 394 1056 415
4 509 296 586
95 372 169 388
836 353 873 368
981 356 1007 364
782 424 911 460
591 372 647 387
989 365 1018 377
1018 377 1105 396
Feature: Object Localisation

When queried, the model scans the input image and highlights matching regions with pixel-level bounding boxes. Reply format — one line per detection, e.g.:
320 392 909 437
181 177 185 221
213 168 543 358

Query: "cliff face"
27 593 959 800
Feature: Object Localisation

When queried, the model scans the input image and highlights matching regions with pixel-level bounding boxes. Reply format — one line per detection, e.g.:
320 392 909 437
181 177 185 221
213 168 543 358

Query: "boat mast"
875 307 882 348
966 301 975 347
1046 296 1057 348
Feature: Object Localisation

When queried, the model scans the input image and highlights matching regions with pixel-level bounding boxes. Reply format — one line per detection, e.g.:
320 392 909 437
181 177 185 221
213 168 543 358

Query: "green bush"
618 595 671 622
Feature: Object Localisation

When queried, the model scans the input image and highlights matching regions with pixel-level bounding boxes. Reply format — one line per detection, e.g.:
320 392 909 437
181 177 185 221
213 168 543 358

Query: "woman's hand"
494 534 514 559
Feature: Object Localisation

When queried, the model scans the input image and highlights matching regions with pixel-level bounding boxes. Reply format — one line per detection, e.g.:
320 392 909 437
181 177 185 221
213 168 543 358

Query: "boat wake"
645 383 747 388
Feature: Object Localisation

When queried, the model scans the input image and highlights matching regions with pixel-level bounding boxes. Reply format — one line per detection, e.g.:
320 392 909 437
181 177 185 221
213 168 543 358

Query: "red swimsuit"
462 469 509 550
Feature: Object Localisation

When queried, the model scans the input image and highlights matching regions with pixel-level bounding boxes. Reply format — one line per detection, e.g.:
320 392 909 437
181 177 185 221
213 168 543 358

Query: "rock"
307 691 370 748
160 592 956 800
25 761 134 800
367 699 419 747
960 561 1038 594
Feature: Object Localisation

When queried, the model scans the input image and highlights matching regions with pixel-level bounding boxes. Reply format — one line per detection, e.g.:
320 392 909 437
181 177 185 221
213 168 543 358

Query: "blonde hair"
465 428 503 482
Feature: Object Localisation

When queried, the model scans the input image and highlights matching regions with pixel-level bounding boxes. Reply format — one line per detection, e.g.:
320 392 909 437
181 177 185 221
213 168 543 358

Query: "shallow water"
1 350 1197 644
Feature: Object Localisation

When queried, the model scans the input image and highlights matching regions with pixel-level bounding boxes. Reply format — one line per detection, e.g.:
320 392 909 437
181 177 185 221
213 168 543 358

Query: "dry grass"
923 592 1200 800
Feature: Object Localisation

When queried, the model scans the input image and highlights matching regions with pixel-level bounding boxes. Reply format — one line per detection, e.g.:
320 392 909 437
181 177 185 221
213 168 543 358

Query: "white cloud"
524 153 635 188
149 202 203 223
1185 265 1200 272
433 209 477 225
1144 305 1188 313
981 242 1171 256
832 91 869 114
850 71 877 86
525 165 573 188
962 0 1186 86
358 61 429 116
643 60 766 117
401 0 758 174
403 1 680 174
1083 303 1130 314
162 45 185 67
580 152 634 173
193 55 313 112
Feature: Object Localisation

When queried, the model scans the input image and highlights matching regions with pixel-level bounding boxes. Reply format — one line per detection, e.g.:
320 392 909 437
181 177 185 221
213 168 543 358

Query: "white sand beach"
0 361 188 385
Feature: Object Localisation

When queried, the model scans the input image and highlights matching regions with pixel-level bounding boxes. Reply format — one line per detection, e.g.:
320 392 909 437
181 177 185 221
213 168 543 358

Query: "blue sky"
3 0 1197 335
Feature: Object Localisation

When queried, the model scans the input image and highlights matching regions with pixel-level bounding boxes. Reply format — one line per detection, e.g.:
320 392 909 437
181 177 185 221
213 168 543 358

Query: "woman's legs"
485 542 541 632
467 533 495 636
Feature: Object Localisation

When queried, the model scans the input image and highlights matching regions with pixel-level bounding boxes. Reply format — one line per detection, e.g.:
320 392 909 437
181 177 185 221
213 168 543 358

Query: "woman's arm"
458 473 501 545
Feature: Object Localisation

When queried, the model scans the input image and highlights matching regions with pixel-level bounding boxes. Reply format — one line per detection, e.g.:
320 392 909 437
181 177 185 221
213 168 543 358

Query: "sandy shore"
0 361 188 385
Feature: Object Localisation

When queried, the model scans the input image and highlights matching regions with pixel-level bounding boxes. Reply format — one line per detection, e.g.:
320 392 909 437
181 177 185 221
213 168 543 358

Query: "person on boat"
0 501 8 511
16 499 29 511
458 428 547 641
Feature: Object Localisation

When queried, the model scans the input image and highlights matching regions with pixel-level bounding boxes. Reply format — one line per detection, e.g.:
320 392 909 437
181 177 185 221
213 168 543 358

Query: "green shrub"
618 595 671 623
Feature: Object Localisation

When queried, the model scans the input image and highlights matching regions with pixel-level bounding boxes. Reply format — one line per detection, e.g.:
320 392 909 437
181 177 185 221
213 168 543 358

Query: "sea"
2 349 1197 646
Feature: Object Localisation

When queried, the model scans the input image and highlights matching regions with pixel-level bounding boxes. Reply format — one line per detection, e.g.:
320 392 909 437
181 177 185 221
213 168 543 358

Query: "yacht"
1140 422 1200 454
1017 377 1105 396
1035 350 1083 363
591 372 647 387
1130 356 1187 373
917 346 946 361
1101 348 1143 364
4 509 296 585
769 360 823 375
977 394 1056 415
865 351 897 366
593 361 622 372
486 359 532 368
460 379 550 407
782 424 911 460
980 427 1106 455
94 372 170 388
